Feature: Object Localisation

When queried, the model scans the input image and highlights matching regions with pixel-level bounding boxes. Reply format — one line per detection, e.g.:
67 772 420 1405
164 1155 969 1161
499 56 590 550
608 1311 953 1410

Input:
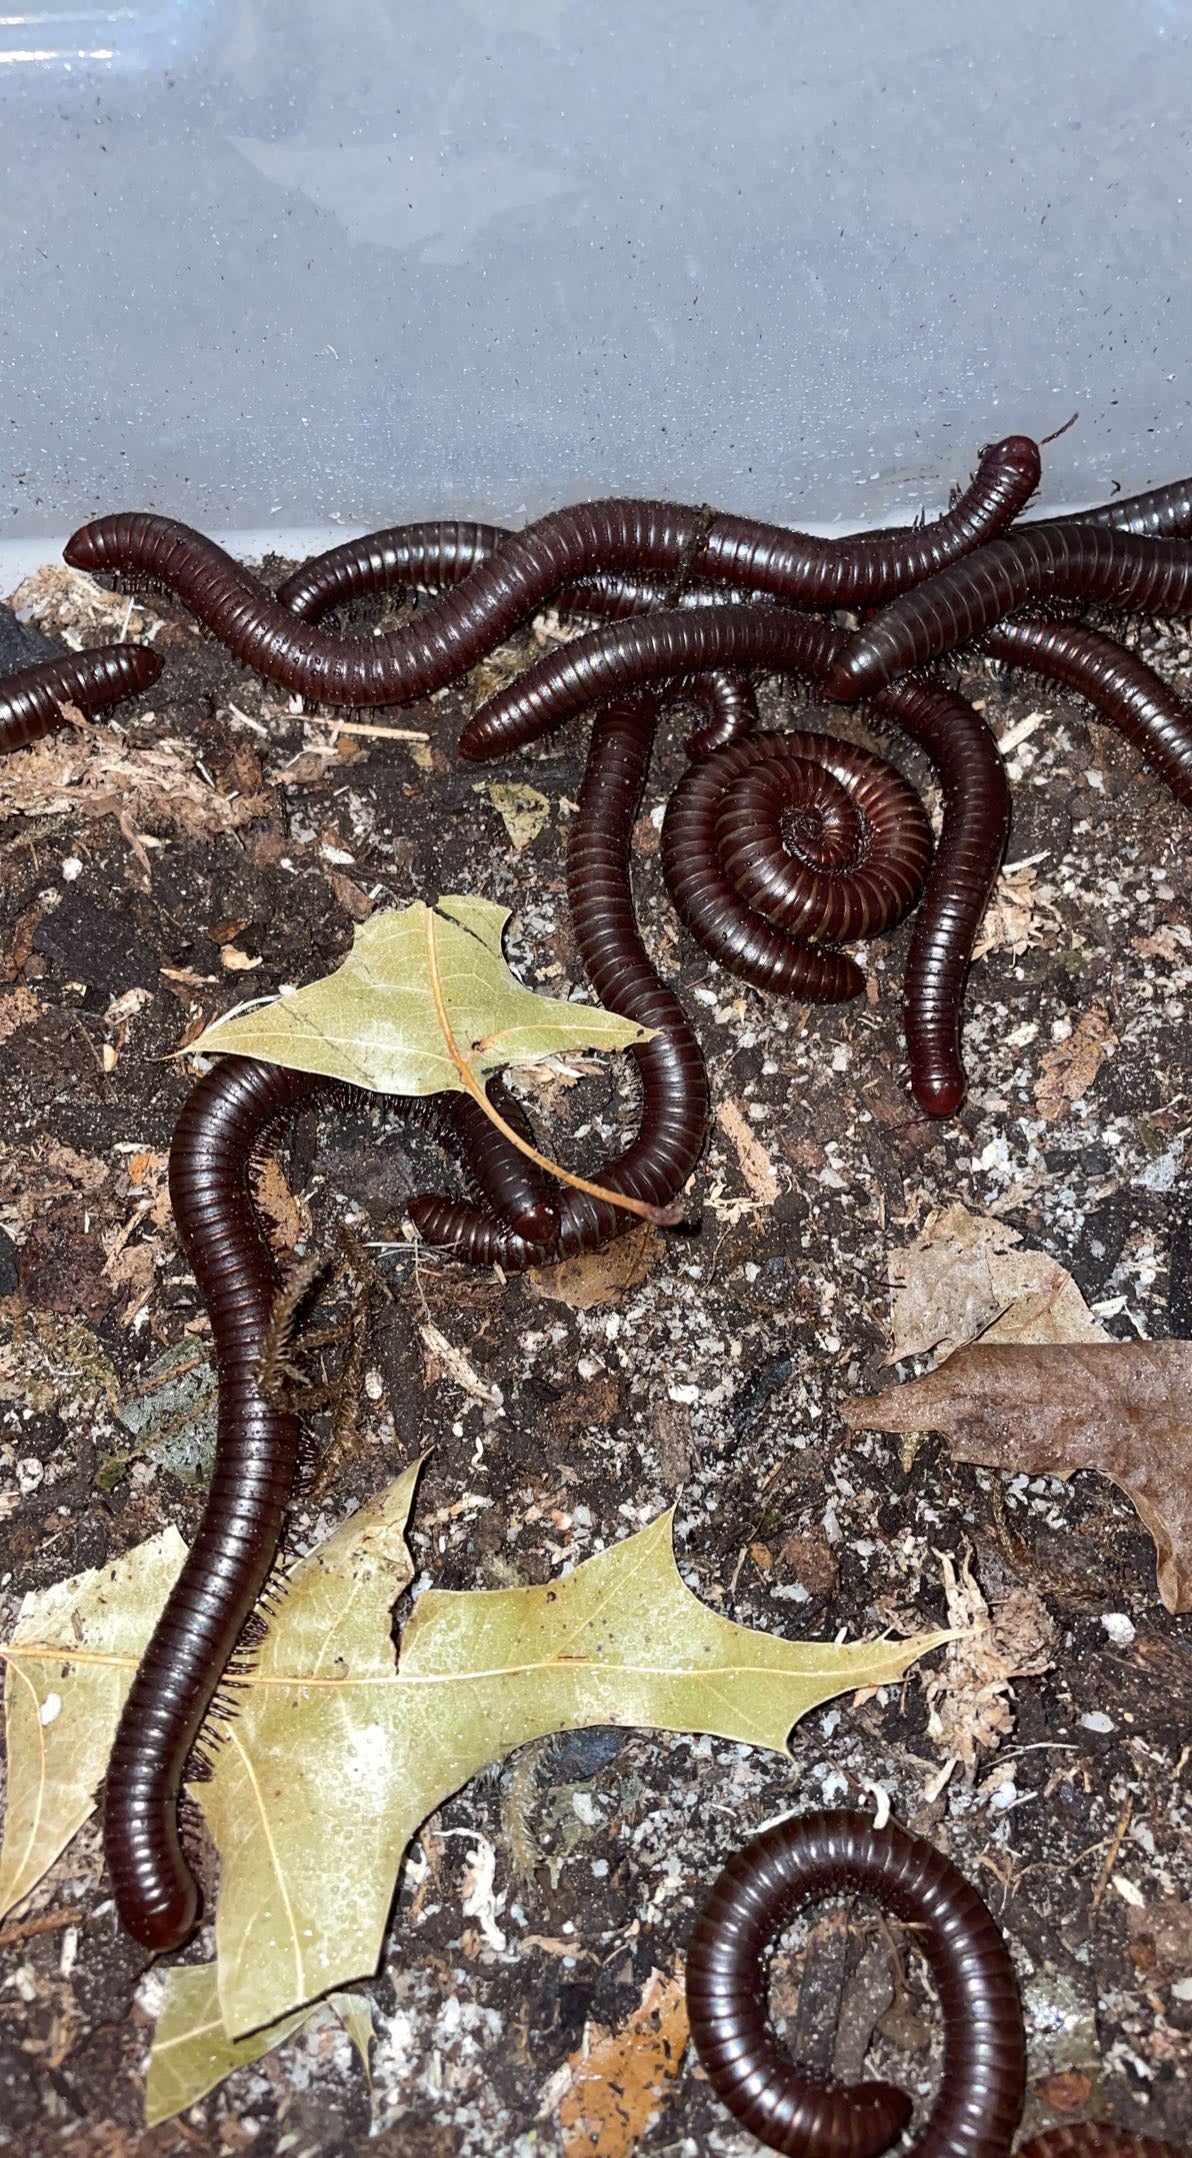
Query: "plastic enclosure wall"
1 0 1189 568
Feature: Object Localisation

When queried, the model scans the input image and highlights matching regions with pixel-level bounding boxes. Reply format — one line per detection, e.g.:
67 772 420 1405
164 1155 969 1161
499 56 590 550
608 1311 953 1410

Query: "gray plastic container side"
2 0 1190 563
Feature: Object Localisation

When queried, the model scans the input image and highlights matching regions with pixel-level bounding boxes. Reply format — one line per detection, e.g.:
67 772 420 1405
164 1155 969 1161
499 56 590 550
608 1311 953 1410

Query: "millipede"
103 1055 324 1951
457 604 1007 1118
823 524 1192 703
685 1808 1025 2156
102 1057 567 1948
409 692 711 1267
0 643 162 756
981 615 1192 807
660 727 932 1001
63 436 1039 707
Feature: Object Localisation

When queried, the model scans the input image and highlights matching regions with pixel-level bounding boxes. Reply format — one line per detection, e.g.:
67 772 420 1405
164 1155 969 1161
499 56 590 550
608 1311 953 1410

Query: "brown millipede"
64 438 1038 706
103 1058 563 1947
0 644 162 755
823 525 1192 702
981 615 1192 807
660 728 932 1002
410 693 709 1266
457 605 1007 1117
103 1055 323 1950
686 1809 1025 2157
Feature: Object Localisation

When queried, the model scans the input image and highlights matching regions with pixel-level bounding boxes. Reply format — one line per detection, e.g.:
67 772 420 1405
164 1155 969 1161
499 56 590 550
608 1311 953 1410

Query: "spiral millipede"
687 1811 1185 2158
661 728 932 1002
686 1809 1025 2157
457 603 1007 1118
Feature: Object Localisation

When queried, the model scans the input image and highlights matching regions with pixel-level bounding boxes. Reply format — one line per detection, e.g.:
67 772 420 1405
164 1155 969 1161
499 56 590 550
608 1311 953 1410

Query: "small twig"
0 1904 83 1950
422 906 683 1228
310 720 429 743
1090 1793 1134 1914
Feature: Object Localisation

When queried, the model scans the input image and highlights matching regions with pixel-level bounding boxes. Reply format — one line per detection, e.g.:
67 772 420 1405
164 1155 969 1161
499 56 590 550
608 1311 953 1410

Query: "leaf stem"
423 910 683 1230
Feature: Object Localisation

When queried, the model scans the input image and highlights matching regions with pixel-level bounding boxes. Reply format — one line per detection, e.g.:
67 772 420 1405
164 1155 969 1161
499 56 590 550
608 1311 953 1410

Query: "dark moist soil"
0 565 1189 2158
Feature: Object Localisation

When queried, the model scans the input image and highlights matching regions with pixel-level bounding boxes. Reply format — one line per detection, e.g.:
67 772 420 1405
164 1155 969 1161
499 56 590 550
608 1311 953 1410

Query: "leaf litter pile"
0 560 1188 2156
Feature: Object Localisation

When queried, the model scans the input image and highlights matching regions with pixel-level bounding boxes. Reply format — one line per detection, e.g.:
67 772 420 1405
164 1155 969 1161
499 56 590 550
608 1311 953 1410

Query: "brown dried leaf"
555 1966 689 2157
529 1224 657 1310
715 1100 780 1204
0 987 40 1048
844 1340 1192 1612
253 1157 306 1253
972 859 1065 960
921 1551 1056 1788
1033 1005 1117 1122
0 731 269 843
886 1203 1108 1364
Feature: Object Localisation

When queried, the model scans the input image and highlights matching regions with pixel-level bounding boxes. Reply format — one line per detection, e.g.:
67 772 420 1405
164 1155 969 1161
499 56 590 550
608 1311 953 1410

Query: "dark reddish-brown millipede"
0 644 162 755
63 437 1039 706
686 1809 1025 2157
457 604 1007 1118
660 728 932 1002
1053 471 1192 539
981 615 1192 807
823 525 1192 703
273 433 1038 630
103 1057 563 1948
104 1056 323 1950
277 534 722 1263
276 517 760 765
410 693 711 1267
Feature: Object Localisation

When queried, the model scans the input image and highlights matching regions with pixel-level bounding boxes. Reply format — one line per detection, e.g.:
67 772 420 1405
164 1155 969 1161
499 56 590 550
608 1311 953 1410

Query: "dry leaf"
886 1203 1109 1364
715 1101 780 1204
845 1340 1192 1613
187 897 651 1095
145 1972 366 2128
419 1320 503 1408
0 1465 951 2052
529 1223 657 1310
253 1157 305 1251
473 780 551 852
971 858 1064 960
0 987 40 1048
145 1965 310 2128
0 1529 187 1918
0 731 267 843
921 1551 1055 1790
1033 1005 1117 1122
556 1965 688 2156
